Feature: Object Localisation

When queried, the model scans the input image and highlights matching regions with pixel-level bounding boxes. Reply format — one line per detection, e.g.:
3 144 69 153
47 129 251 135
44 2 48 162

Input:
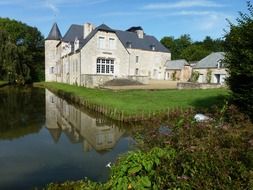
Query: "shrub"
224 1 253 120
189 71 200 82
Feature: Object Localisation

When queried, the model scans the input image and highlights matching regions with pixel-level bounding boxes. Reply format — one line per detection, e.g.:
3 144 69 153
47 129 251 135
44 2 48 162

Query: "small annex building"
164 59 192 82
193 52 227 84
45 23 171 87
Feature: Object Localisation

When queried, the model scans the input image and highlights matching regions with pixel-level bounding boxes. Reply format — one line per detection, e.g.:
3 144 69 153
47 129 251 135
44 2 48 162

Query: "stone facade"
45 23 171 88
194 68 227 84
193 52 227 84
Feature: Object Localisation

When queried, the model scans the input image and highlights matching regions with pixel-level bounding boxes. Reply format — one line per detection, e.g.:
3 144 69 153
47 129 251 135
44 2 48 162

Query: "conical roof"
46 23 62 40
47 128 62 143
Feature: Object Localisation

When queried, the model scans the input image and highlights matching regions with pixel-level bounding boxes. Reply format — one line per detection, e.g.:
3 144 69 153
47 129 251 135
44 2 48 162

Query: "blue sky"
0 0 249 41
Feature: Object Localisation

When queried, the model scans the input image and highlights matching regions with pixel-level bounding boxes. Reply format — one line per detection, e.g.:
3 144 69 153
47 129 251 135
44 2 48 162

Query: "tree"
0 18 44 84
180 44 211 61
161 35 224 61
161 34 192 60
224 1 253 120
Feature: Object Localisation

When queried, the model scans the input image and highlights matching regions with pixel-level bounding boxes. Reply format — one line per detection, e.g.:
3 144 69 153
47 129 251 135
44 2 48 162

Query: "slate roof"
47 23 62 40
62 24 84 42
115 30 169 53
165 59 188 70
55 23 170 53
194 52 225 69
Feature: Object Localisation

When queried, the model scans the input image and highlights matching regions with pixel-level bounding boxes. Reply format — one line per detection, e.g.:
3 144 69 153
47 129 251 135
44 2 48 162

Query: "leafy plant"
206 69 212 83
189 71 200 82
108 147 177 190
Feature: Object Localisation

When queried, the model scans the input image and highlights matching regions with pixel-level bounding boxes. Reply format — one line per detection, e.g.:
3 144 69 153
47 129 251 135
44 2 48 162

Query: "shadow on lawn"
190 94 228 111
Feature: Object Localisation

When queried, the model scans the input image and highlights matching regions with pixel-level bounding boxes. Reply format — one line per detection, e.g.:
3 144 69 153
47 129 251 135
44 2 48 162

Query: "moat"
0 87 135 190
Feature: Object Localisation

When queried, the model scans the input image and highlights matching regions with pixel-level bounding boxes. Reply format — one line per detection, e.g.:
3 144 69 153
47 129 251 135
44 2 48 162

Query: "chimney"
136 29 144 39
84 23 95 38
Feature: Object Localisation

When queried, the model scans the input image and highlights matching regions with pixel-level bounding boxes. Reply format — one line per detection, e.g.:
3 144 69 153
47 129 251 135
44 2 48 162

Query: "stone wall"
45 40 60 82
177 82 224 89
128 49 171 80
81 74 114 88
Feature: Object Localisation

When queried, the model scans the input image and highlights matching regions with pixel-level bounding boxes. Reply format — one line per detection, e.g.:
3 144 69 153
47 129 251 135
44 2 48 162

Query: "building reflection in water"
45 90 125 152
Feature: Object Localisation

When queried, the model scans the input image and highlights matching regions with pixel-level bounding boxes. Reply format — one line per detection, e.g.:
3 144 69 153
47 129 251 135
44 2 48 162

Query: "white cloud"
143 0 225 10
44 0 59 14
170 10 213 16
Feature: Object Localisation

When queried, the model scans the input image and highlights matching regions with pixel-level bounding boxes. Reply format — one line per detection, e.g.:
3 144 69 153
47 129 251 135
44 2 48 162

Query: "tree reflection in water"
0 86 45 140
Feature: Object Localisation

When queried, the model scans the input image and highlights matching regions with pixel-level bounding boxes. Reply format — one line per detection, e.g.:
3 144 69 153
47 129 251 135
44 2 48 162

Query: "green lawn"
37 82 229 117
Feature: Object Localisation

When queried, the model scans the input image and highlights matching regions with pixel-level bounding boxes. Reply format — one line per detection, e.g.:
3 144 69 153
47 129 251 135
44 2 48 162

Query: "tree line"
0 18 44 84
160 34 224 61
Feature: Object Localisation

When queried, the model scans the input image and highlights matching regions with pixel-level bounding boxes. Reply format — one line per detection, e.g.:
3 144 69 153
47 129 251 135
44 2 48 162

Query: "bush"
189 71 200 82
224 1 253 120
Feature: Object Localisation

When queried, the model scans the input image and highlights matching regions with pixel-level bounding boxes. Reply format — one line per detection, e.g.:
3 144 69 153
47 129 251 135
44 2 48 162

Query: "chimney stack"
84 23 95 38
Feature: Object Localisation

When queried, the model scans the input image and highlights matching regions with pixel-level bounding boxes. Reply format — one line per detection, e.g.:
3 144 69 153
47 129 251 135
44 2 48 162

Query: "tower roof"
46 23 62 40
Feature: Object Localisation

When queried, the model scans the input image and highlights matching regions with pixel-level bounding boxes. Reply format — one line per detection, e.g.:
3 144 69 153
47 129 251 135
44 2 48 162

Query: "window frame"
96 58 115 75
98 36 105 49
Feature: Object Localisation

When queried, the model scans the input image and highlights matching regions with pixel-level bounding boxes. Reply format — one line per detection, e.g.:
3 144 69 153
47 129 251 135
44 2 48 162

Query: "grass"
0 81 8 86
36 82 229 117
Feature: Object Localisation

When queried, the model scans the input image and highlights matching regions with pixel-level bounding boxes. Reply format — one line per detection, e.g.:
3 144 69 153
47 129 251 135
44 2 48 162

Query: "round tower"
45 23 62 82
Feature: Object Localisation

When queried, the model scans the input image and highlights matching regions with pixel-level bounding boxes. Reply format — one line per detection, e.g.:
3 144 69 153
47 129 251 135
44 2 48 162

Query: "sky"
0 0 250 41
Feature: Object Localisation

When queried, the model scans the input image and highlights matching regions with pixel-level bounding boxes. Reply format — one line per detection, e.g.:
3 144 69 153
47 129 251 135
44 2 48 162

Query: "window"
126 41 132 48
98 36 105 49
109 38 115 49
50 67 54 74
96 58 114 74
135 68 139 75
136 56 139 63
76 60 78 72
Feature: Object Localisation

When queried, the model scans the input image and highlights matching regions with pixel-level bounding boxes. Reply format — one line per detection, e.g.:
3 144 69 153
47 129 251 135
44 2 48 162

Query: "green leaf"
128 165 142 175
142 160 153 172
140 176 151 187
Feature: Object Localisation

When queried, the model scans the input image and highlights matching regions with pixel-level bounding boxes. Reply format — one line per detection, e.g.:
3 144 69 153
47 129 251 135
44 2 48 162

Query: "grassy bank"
0 81 8 87
35 82 228 121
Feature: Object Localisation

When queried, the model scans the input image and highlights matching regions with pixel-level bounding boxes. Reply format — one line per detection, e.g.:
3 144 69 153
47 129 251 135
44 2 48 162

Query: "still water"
0 87 134 190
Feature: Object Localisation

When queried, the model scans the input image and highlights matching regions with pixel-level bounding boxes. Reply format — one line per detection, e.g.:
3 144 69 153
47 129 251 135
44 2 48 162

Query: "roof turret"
46 23 62 40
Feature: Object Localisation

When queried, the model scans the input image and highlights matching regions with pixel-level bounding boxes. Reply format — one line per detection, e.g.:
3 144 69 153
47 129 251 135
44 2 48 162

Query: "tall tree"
161 34 192 60
180 44 210 62
161 34 224 61
0 18 44 84
224 1 253 120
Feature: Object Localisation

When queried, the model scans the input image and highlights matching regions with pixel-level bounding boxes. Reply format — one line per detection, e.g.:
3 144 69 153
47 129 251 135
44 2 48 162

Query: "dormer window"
74 37 80 51
150 44 156 51
126 41 132 48
217 60 223 69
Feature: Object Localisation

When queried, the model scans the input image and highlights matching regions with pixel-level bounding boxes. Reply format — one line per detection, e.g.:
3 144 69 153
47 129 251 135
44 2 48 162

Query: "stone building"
164 59 192 82
193 52 227 84
45 23 171 87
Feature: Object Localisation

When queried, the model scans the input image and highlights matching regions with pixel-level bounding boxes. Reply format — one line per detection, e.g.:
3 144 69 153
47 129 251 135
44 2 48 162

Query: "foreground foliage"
224 1 253 120
46 104 253 190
